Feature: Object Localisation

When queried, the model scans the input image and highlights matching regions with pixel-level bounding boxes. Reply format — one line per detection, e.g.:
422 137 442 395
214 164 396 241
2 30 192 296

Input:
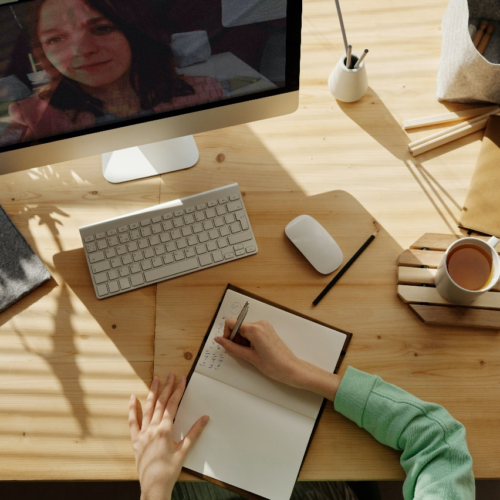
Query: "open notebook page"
173 372 315 500
195 288 348 419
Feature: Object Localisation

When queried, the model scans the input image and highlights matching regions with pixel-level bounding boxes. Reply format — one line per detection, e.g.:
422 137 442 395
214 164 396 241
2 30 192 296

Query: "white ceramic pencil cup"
328 52 368 102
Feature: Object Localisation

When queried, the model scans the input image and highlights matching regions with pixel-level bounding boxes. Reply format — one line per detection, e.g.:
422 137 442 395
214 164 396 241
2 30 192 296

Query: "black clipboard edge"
179 283 353 500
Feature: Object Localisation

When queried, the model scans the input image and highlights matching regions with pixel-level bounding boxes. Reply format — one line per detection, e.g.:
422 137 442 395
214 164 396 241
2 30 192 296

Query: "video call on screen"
0 0 287 147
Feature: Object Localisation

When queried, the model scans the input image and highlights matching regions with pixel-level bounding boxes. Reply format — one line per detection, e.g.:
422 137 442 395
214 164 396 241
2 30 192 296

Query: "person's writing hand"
215 319 303 387
215 318 342 401
129 373 209 500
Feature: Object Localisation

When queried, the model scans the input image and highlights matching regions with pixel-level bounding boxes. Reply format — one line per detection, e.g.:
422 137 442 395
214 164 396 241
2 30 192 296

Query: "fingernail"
168 372 174 381
201 415 209 425
152 376 158 386
130 395 134 402
180 376 186 384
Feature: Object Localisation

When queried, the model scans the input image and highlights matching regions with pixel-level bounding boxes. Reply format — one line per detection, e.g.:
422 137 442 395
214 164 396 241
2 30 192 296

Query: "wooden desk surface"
1 0 499 483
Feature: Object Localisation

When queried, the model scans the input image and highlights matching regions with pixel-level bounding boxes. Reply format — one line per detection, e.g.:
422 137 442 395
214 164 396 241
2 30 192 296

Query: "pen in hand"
229 301 250 341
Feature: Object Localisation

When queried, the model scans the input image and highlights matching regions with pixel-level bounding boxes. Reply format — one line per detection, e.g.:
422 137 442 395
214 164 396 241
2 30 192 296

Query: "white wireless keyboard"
79 184 258 299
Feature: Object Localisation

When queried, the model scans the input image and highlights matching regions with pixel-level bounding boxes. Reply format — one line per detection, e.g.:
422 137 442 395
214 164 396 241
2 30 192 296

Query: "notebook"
173 285 352 500
459 115 500 237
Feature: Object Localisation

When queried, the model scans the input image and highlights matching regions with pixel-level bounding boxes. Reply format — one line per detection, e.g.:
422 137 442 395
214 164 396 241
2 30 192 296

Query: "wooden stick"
402 104 499 130
473 20 488 47
408 108 500 149
478 23 495 54
409 117 489 156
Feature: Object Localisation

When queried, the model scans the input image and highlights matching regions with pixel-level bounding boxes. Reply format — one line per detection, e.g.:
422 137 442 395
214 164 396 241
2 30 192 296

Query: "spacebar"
144 258 199 282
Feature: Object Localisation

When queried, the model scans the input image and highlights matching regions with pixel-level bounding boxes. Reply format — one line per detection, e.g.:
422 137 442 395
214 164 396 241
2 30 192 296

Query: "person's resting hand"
129 373 209 500
214 318 342 401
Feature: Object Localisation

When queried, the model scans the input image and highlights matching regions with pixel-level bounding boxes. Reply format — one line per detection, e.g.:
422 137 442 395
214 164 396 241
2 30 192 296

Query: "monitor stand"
102 135 199 183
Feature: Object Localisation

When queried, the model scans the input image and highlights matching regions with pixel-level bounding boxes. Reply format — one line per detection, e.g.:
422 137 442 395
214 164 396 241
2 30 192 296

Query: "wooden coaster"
397 233 500 329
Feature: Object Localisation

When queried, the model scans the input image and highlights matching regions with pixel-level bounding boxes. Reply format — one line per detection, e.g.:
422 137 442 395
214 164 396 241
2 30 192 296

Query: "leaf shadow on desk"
0 201 93 438
337 87 471 236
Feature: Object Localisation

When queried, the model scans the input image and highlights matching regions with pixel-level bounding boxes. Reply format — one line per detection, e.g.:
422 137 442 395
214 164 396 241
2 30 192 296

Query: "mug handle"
487 236 500 248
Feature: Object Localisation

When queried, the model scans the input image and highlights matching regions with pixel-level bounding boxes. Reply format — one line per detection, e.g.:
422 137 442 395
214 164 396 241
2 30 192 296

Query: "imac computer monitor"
0 0 301 183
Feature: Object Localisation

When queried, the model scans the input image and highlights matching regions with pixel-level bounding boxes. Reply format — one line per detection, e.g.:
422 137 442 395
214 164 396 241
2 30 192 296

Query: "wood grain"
2 0 500 484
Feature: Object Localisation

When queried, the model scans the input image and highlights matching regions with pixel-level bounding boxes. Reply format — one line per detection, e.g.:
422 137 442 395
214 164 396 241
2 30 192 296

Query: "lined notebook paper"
173 286 351 500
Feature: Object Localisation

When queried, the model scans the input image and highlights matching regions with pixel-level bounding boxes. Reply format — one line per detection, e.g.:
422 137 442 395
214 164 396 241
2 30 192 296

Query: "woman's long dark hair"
28 0 194 117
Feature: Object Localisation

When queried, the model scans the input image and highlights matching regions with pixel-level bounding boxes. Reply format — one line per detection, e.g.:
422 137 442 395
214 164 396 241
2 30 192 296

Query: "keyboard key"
166 242 176 252
131 274 145 287
216 205 227 216
212 250 224 263
171 229 182 239
207 200 217 207
94 272 108 284
199 254 212 266
235 249 245 256
229 193 240 201
185 206 195 214
177 239 187 249
132 251 143 262
97 239 108 250
119 278 131 290
174 251 185 261
84 235 95 243
174 209 184 217
182 226 192 236
119 233 130 244
198 232 209 243
208 229 218 240
195 211 205 222
127 242 138 252
105 248 116 259
138 238 149 249
227 201 243 212
144 258 199 282
187 235 198 246
152 223 162 234
152 216 162 224
207 241 217 252
144 248 155 259
225 252 235 259
192 223 203 233
86 242 97 253
184 214 195 224
130 263 141 274
155 244 166 255
91 260 111 273
141 260 152 271
196 204 206 210
96 232 106 239
89 251 105 263
160 232 171 243
116 245 127 255
162 213 173 220
163 253 174 264
130 230 141 240
205 208 216 218
162 220 173 231
120 266 130 277
246 245 256 253
228 231 253 245
218 238 228 248
149 235 160 246
122 254 133 265
111 257 121 268
118 225 128 233
141 227 152 237
220 226 230 237
219 197 229 204
140 218 151 226
174 217 184 228
129 222 140 230
224 213 235 224
185 248 196 258
230 222 241 234
214 217 224 227
108 281 119 293
203 220 214 231
240 217 249 230
108 270 119 280
97 284 109 296
153 257 163 267
108 236 119 246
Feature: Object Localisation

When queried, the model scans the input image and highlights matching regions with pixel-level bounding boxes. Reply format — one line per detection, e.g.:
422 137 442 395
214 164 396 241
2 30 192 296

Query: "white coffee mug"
435 236 500 304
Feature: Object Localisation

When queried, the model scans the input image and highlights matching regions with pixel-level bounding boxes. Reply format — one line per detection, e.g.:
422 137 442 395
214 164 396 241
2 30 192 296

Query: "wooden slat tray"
397 233 500 329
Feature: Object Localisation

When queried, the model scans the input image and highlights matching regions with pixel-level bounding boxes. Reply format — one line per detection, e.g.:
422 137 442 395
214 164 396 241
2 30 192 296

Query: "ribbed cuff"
334 366 379 428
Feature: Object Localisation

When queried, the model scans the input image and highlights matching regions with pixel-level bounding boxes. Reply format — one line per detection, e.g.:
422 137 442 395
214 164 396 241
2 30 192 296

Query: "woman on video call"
3 0 223 143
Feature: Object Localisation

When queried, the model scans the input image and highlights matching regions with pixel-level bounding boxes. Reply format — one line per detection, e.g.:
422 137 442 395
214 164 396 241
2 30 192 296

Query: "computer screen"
0 0 301 181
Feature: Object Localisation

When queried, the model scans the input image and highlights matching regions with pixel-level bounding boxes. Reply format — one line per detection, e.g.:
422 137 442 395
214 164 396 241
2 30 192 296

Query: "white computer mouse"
285 215 343 274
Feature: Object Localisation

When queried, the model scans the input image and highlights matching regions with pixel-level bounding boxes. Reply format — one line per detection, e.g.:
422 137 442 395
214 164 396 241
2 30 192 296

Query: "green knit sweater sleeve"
334 366 475 500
